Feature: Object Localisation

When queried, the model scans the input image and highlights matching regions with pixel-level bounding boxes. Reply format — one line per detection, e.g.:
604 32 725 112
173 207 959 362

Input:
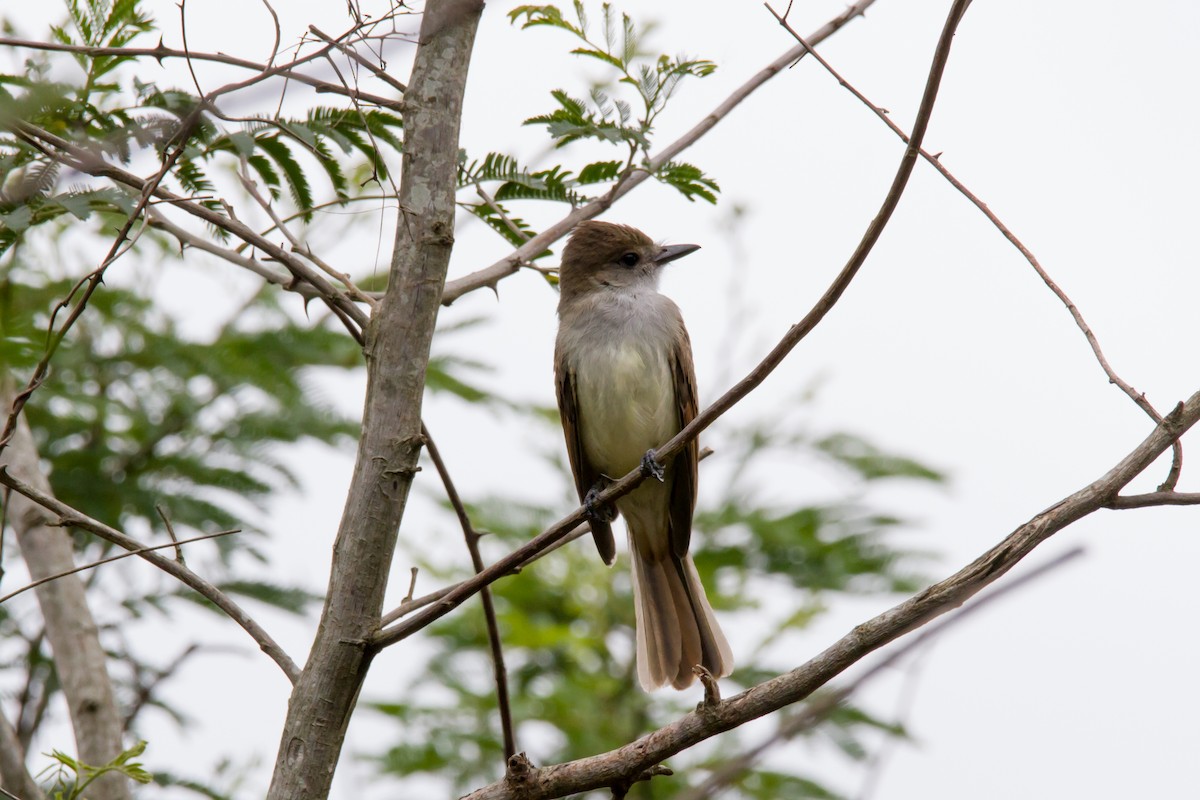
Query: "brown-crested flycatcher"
554 220 732 690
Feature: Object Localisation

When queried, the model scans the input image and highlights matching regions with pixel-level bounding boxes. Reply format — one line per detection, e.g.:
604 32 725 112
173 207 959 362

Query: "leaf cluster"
0 0 404 257
453 2 720 265
39 740 153 799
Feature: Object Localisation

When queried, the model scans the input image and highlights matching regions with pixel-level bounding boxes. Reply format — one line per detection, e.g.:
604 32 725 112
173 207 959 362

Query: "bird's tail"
630 545 733 691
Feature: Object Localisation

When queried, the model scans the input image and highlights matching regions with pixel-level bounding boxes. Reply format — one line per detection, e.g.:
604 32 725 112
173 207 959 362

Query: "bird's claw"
584 486 614 522
641 450 666 482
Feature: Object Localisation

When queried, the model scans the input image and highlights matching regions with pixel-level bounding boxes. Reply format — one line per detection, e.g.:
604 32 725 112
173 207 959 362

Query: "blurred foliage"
369 406 943 799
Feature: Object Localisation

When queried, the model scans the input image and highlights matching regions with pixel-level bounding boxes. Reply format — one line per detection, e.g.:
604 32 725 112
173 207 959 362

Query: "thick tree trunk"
0 394 130 800
265 2 484 797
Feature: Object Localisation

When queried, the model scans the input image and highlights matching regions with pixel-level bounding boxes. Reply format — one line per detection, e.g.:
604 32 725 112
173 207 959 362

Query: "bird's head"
558 220 699 299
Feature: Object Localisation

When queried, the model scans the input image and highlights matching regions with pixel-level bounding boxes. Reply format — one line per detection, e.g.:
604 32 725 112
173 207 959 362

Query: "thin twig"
474 184 532 243
439 0 879 306
763 2 1183 491
421 423 517 762
1105 492 1200 509
308 25 408 93
0 467 300 682
259 0 281 69
0 37 401 109
237 161 378 306
154 504 185 563
0 528 237 606
122 643 203 731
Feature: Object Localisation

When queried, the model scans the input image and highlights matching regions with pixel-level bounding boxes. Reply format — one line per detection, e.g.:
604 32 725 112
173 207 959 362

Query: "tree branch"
765 0 1183 492
264 3 485 797
679 547 1085 800
438 0 879 305
0 36 403 109
1105 491 1200 509
422 423 517 762
7 121 369 334
463 389 1200 799
0 465 300 683
0 107 201 457
0 529 239 606
0 707 43 800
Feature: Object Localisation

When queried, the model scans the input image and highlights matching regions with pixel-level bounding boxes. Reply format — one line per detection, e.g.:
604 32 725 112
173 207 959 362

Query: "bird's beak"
654 243 700 265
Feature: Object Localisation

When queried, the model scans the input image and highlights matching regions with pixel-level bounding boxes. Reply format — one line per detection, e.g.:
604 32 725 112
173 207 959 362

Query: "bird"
553 220 733 691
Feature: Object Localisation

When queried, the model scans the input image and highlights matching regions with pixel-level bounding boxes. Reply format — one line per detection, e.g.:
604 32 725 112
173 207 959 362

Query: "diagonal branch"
0 466 300 683
8 121 369 332
765 1 1183 491
0 528 239 606
462 389 1200 799
679 546 1085 800
0 107 202 457
438 0 879 306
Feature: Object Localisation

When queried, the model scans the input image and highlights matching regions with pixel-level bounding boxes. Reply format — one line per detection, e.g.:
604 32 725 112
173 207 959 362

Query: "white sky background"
7 0 1200 797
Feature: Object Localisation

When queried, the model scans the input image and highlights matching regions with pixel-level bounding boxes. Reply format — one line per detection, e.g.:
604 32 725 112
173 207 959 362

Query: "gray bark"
0 710 44 800
0 394 130 800
264 1 484 797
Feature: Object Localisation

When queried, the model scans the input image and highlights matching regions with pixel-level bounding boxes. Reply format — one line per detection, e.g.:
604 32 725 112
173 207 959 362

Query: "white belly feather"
572 331 678 479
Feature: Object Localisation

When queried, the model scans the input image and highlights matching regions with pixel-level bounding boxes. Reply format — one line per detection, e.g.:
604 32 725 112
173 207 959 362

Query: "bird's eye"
619 252 640 268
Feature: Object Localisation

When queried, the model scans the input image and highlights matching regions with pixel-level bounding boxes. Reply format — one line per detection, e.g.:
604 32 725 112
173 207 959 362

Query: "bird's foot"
584 485 615 522
641 449 666 482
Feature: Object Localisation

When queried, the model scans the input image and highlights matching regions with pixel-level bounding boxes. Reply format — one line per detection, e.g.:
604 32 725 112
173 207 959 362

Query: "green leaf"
256 135 315 215
656 160 721 203
576 159 623 184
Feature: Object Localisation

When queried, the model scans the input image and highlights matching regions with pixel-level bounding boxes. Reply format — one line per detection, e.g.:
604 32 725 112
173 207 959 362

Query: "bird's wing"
669 325 699 560
556 362 617 565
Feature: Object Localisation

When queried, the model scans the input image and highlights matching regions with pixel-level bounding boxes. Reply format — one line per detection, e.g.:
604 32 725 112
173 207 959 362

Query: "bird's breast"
570 326 679 479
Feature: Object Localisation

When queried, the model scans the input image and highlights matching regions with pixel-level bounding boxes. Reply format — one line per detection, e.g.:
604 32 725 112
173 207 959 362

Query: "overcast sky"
9 0 1200 797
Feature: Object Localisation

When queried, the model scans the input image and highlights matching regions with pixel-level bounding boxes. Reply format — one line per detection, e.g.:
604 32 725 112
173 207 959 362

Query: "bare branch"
237 162 378 306
0 467 300 683
422 423 517 761
439 0 879 306
9 121 369 333
680 547 1085 800
1105 491 1200 509
0 106 202 456
765 0 1183 491
308 25 408 94
0 529 239 606
0 36 402 108
462 390 1200 799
